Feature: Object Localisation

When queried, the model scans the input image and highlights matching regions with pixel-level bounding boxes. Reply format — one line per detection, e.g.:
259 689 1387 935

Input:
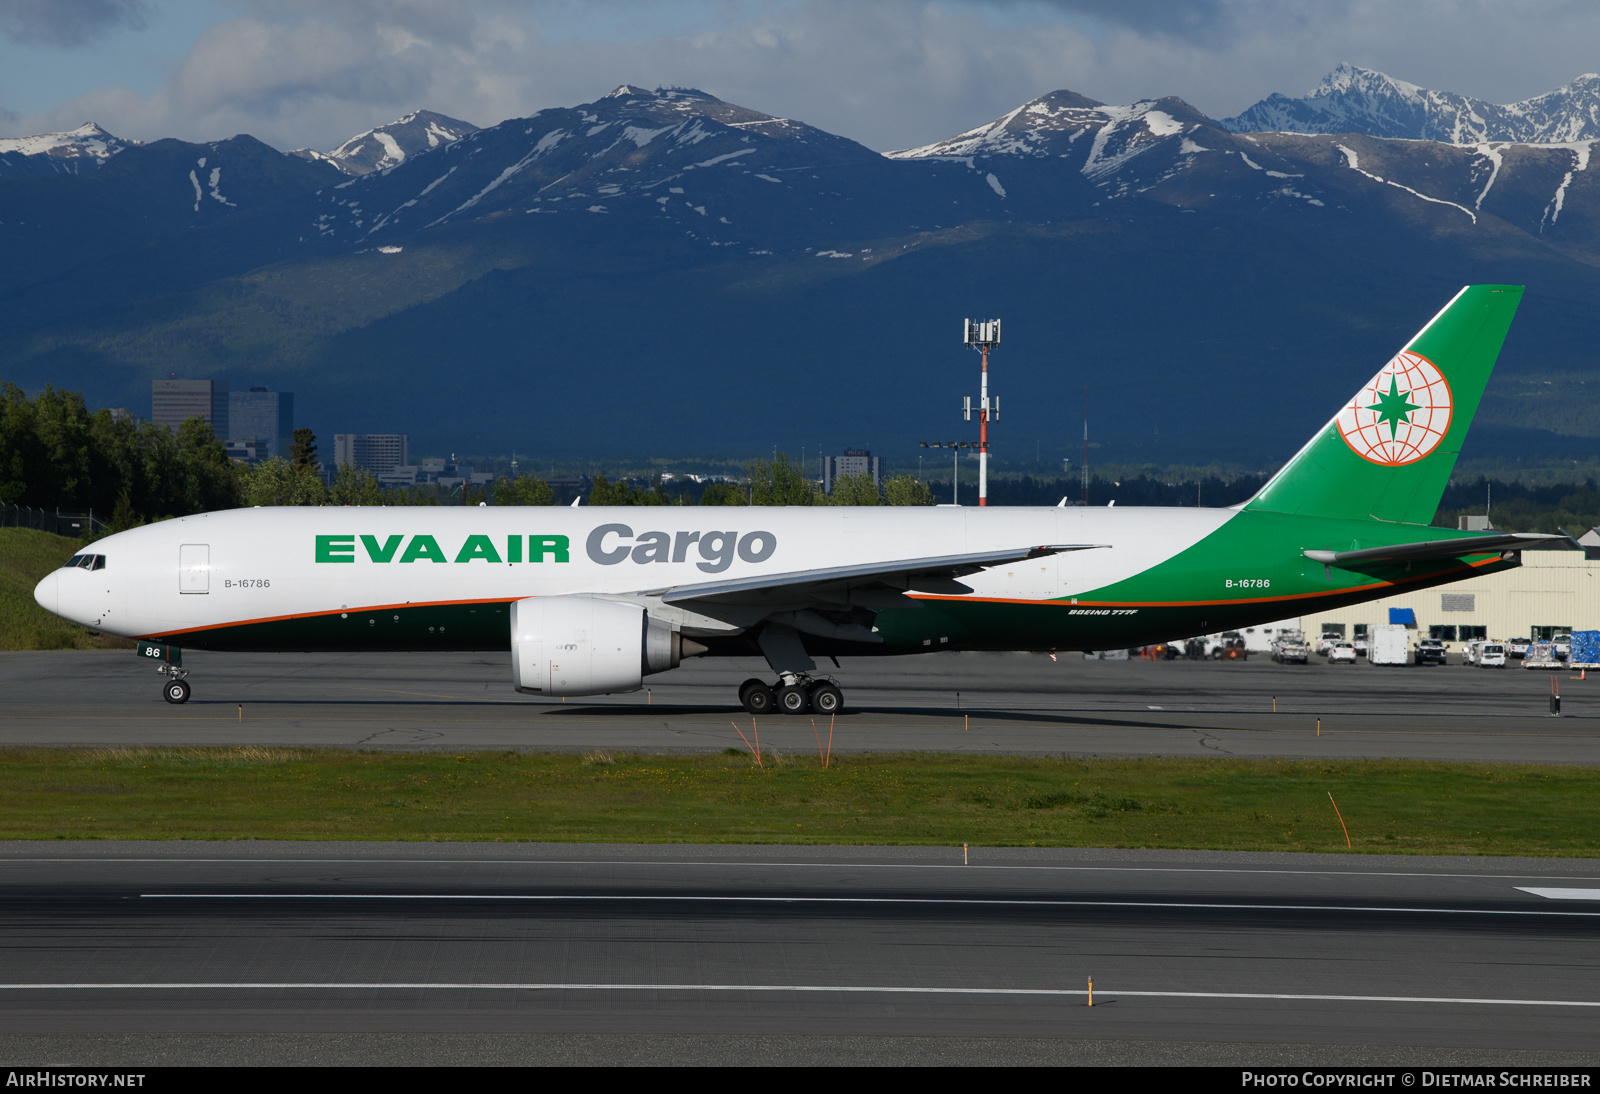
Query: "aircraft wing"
657 544 1108 610
1303 532 1571 565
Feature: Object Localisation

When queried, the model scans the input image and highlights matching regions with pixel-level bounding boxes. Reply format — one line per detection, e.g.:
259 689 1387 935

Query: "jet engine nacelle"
510 595 695 697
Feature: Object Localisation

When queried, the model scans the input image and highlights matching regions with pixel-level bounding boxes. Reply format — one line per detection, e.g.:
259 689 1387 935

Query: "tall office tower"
823 449 882 494
333 433 410 477
152 379 229 438
229 386 294 459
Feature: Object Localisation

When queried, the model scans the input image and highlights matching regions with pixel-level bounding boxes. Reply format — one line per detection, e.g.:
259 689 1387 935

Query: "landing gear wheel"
777 684 811 715
164 679 191 705
741 683 774 715
809 682 843 715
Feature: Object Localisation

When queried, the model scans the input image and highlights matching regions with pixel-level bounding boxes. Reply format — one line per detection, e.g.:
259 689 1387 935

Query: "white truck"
1369 624 1411 666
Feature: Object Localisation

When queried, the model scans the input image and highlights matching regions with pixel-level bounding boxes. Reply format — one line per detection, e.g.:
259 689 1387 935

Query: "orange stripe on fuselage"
140 555 1508 639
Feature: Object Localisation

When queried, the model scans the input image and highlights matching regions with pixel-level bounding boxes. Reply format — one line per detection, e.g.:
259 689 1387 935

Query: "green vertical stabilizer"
1244 285 1523 526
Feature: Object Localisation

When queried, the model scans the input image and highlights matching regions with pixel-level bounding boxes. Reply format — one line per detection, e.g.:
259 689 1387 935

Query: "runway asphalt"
2 648 1597 763
0 842 1596 1066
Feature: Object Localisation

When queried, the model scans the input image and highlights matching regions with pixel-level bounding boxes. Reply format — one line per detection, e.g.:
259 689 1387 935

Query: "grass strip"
0 528 131 651
1 748 1596 855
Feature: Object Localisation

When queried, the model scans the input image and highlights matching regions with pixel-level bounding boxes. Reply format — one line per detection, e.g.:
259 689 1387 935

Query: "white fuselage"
35 505 1232 646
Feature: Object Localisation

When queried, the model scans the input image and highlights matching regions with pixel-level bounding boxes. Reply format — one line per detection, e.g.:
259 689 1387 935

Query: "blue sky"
4 1 1599 152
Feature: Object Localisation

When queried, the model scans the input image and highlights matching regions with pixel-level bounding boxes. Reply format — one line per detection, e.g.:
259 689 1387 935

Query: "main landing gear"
739 675 844 716
159 664 191 704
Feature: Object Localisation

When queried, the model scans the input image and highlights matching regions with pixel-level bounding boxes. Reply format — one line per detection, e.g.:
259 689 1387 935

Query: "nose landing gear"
158 664 191 704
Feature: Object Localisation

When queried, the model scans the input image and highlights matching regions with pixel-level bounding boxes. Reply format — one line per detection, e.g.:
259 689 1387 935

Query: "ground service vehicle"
1369 624 1412 666
1272 635 1309 664
1478 642 1507 667
1317 632 1343 656
1416 638 1448 665
1525 642 1561 669
1211 631 1249 660
1509 637 1531 660
33 286 1566 713
1329 642 1358 664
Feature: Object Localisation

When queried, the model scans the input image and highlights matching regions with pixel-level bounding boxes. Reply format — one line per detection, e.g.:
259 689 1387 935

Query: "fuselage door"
180 544 210 594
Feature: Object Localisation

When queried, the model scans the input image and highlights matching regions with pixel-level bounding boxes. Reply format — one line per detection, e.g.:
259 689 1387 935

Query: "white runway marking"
9 858 1590 882
0 982 1594 1008
1515 887 1600 900
139 893 1600 917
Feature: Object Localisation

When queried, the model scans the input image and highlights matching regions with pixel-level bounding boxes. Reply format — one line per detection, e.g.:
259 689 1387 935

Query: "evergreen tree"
826 471 881 506
698 481 747 505
884 474 933 506
329 463 384 506
746 454 818 505
494 474 556 506
237 457 328 506
289 428 319 471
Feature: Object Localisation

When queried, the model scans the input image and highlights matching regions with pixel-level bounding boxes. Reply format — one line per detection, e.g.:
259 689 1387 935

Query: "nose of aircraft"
33 570 58 617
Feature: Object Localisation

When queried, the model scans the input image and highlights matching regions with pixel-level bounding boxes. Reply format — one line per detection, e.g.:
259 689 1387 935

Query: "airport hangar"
1295 542 1600 647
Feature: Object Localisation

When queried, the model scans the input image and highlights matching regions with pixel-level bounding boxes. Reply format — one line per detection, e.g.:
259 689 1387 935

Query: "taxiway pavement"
1 649 1595 763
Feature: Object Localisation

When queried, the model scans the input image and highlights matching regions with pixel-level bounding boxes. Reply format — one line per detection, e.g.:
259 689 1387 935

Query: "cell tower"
963 318 1001 507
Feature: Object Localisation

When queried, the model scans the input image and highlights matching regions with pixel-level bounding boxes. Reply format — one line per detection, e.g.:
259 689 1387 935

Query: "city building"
333 433 409 477
224 439 265 464
151 379 228 437
823 449 882 494
229 387 294 460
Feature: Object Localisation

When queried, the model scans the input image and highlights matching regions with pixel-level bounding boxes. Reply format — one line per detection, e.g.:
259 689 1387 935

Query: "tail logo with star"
1336 350 1453 466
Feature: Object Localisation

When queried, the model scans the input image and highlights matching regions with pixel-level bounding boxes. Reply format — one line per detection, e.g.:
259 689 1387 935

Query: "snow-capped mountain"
11 80 1600 463
0 122 135 176
306 85 999 247
889 90 1328 214
288 110 479 176
1224 64 1600 144
883 82 1600 250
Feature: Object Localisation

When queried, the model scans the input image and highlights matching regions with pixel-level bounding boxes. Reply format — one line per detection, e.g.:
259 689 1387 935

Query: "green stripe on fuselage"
151 601 514 653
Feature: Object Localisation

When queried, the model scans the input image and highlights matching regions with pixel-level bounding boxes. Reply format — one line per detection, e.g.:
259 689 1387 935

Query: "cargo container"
1568 630 1600 669
1369 624 1410 666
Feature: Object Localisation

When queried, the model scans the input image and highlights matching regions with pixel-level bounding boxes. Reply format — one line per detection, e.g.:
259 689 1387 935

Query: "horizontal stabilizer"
1303 533 1570 565
659 544 1107 608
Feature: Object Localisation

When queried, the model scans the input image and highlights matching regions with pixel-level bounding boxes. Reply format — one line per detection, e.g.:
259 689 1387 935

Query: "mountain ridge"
1224 63 1600 144
6 80 1600 464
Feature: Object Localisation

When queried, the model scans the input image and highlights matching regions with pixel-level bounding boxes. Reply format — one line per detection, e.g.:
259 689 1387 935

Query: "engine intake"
510 596 703 697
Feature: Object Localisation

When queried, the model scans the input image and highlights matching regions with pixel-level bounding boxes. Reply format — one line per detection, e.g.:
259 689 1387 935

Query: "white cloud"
4 0 1600 152
0 0 148 47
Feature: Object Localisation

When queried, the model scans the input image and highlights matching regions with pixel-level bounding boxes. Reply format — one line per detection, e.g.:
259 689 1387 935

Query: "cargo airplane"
35 285 1562 714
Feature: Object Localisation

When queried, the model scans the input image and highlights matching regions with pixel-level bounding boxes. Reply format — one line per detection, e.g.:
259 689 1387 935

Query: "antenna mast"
1082 386 1089 506
963 318 1001 507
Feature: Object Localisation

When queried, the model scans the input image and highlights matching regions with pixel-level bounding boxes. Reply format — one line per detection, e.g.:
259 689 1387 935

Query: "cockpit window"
62 555 84 569
60 554 105 570
89 555 105 571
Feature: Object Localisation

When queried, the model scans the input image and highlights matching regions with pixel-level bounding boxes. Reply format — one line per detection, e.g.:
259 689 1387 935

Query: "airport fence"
0 505 107 538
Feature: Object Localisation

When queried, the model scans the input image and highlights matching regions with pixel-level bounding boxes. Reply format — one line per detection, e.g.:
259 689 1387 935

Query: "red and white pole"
978 344 989 507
